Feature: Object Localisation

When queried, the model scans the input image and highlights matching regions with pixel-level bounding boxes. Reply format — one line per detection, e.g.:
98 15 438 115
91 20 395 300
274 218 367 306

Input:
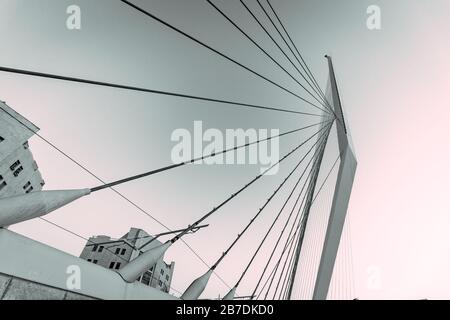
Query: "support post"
311 56 357 300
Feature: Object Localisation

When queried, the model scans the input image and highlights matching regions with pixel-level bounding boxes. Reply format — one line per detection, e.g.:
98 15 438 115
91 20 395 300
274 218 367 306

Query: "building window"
23 181 31 190
13 166 24 177
150 266 154 271
115 263 121 270
98 246 104 252
141 271 151 285
93 260 98 264
120 248 126 255
166 274 169 281
115 248 120 254
161 269 164 275
25 186 34 194
109 262 115 269
0 136 4 142
87 259 92 262
158 280 162 287
0 176 6 192
92 244 98 252
10 160 21 171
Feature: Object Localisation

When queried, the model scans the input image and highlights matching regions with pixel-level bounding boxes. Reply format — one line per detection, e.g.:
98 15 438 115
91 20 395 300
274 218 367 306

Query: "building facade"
79 227 175 293
0 100 176 300
0 101 45 199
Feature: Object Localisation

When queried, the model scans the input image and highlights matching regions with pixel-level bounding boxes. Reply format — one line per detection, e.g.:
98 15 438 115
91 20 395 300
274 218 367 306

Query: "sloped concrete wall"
0 273 95 300
0 229 179 300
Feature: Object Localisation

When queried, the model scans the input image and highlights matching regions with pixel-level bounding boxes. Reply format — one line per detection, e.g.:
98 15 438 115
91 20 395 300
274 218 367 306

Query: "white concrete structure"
181 269 213 300
312 56 357 300
222 286 237 300
286 56 357 301
0 228 178 300
0 189 90 227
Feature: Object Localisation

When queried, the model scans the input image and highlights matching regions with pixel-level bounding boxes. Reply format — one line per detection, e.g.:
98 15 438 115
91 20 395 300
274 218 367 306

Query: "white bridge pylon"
288 56 357 300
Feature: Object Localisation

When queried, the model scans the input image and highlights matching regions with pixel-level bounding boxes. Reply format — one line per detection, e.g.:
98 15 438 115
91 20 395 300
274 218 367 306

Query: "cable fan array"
0 0 354 300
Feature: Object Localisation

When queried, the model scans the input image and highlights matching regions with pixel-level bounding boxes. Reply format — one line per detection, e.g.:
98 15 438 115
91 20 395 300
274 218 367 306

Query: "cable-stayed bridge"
0 0 356 300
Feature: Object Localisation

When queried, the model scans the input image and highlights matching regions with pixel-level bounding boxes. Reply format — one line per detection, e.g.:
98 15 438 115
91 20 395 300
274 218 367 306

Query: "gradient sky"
1 0 450 300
